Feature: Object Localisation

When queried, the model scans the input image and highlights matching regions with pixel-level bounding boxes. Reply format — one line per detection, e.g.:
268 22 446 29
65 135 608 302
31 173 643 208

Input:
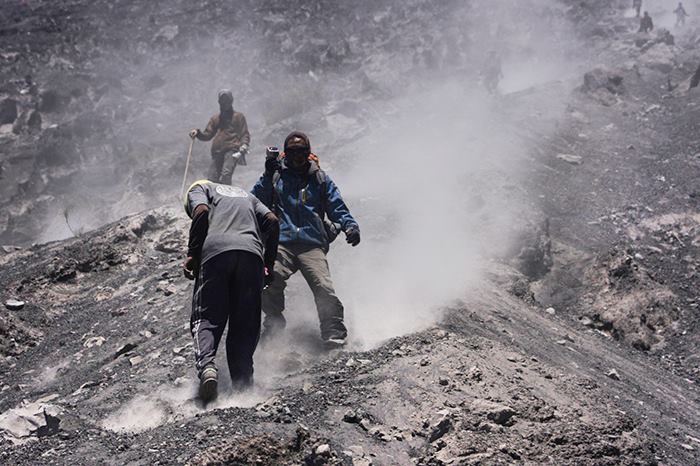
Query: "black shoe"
199 366 218 403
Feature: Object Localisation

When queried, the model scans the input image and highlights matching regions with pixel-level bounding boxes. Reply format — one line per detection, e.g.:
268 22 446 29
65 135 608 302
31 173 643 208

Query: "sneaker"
323 336 347 349
199 366 218 403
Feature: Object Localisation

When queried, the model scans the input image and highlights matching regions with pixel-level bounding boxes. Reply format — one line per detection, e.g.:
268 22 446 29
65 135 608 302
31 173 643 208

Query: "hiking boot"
199 365 218 403
323 336 347 349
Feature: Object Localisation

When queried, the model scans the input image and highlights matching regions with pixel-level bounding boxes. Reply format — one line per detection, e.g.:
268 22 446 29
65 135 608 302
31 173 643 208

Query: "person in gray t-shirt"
184 180 279 402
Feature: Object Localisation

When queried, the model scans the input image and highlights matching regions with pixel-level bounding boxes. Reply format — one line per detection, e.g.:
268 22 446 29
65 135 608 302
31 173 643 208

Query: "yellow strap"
183 179 211 216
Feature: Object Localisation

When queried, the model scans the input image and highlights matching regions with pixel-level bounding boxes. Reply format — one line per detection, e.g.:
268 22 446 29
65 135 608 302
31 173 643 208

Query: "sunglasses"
286 148 309 158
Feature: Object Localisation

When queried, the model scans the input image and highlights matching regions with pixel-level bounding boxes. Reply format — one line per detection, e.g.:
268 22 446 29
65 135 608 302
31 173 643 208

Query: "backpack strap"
271 171 282 212
316 170 328 220
315 169 342 246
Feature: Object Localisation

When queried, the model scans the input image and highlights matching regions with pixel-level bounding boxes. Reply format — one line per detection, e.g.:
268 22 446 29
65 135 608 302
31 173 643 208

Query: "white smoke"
321 0 585 348
39 0 590 389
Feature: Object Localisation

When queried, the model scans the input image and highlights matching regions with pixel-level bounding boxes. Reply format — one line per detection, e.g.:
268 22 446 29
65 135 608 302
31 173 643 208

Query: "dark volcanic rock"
471 399 517 426
428 416 452 442
188 431 331 466
0 98 18 125
0 2 699 466
691 63 700 89
34 410 61 438
583 67 624 94
12 110 42 134
0 311 42 357
581 66 624 105
514 219 553 280
39 89 69 113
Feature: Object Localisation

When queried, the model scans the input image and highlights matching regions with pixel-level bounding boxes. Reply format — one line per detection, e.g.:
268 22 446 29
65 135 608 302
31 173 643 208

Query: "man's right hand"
183 256 199 280
189 129 199 139
264 157 281 175
264 266 275 286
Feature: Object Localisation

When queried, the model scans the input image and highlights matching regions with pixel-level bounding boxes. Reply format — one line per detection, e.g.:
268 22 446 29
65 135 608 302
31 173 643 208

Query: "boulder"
556 153 583 165
154 24 179 42
639 44 676 73
12 110 42 134
582 67 624 95
27 110 42 132
428 416 452 442
471 399 516 426
690 63 700 90
0 98 18 124
0 400 62 444
657 29 675 46
581 67 624 106
39 90 69 113
635 37 649 48
514 219 552 280
4 299 25 310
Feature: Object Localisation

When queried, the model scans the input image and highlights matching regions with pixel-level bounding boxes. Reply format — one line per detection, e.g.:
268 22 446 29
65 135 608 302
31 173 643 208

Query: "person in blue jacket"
252 131 360 347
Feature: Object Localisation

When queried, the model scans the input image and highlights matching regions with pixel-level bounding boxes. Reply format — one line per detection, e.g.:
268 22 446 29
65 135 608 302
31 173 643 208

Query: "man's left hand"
345 227 360 247
240 144 249 156
183 256 199 280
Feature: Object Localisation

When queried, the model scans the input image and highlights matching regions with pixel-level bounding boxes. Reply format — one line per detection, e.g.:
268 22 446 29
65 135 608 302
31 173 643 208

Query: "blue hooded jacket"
252 161 358 248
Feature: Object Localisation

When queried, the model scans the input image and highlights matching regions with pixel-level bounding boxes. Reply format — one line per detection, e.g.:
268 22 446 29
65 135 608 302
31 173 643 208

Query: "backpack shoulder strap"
267 171 282 213
315 169 327 185
316 170 328 217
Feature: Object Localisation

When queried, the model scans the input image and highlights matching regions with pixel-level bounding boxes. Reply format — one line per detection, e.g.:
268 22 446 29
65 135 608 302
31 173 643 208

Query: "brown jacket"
197 111 250 156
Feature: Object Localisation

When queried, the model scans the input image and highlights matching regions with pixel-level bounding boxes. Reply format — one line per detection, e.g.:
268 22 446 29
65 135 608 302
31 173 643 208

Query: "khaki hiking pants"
208 150 244 185
262 243 347 340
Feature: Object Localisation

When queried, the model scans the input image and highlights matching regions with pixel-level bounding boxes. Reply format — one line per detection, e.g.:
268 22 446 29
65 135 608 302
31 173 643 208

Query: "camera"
266 146 280 160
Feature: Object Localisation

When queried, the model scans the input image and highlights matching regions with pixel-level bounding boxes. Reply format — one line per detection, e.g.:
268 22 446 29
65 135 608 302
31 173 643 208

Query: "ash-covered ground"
1 0 700 465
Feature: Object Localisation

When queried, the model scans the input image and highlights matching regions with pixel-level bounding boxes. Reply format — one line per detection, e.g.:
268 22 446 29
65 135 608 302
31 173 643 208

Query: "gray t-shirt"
186 182 271 264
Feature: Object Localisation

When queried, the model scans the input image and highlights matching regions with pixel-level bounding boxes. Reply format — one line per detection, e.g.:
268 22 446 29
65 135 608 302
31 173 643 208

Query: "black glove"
345 227 360 247
264 157 281 176
183 256 199 280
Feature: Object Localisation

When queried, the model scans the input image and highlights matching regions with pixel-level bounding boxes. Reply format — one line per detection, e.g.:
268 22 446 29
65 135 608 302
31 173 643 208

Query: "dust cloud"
167 0 585 350
37 0 587 362
272 1 587 348
102 395 168 433
102 380 268 433
43 0 591 430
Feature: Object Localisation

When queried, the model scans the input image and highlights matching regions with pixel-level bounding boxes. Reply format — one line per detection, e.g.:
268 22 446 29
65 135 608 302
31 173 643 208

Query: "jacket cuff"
344 222 359 232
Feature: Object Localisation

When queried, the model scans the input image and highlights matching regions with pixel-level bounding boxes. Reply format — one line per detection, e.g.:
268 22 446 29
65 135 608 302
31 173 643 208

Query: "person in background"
639 11 654 33
674 2 689 27
189 90 250 185
633 0 642 18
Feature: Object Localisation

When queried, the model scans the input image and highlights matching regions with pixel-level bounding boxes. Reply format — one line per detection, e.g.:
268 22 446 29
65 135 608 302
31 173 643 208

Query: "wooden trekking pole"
180 137 195 199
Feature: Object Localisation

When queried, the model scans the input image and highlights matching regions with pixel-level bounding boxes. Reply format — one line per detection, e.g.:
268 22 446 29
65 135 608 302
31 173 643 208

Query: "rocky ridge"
1 0 700 465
